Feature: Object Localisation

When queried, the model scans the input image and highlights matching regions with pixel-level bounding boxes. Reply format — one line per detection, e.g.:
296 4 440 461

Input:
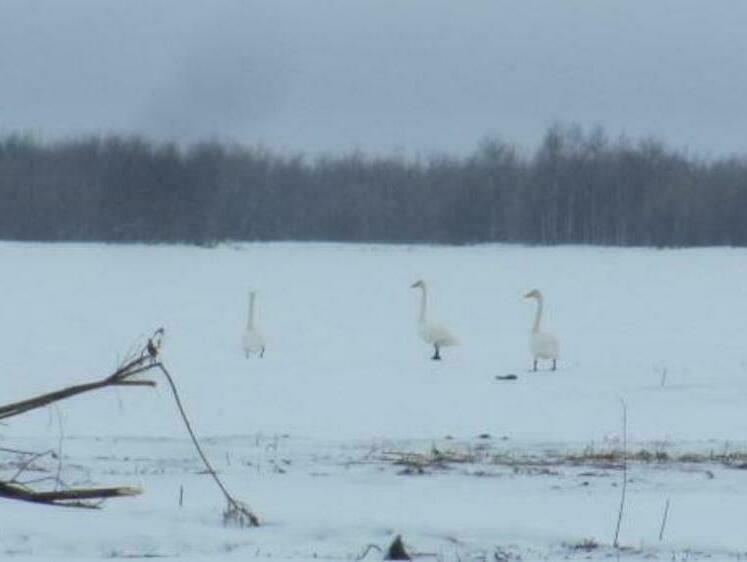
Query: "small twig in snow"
9 450 56 483
356 544 383 560
658 498 671 541
613 398 627 549
54 406 64 491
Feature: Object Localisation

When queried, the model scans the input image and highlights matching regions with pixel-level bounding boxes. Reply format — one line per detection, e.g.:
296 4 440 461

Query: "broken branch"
0 480 141 508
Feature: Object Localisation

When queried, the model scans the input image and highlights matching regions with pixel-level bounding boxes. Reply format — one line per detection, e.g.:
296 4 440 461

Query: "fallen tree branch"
0 328 260 524
0 330 160 508
0 339 159 422
0 480 141 508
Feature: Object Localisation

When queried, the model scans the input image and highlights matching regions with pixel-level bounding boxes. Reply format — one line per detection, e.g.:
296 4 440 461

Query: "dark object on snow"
385 535 411 560
495 374 518 381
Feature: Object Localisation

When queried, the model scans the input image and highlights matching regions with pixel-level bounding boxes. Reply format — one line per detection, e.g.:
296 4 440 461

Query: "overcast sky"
2 0 747 157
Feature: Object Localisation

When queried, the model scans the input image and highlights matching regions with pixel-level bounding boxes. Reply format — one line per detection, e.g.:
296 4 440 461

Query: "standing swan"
242 290 266 358
524 289 559 371
411 280 458 360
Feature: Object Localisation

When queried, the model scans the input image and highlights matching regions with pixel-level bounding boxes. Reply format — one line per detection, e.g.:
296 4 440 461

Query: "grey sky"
2 0 747 156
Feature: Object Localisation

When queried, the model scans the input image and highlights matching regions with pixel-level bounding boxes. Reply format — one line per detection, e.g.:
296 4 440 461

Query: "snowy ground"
2 242 747 560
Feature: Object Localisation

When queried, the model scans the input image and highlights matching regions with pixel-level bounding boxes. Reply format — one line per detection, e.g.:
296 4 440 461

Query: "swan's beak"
523 291 533 299
410 282 418 288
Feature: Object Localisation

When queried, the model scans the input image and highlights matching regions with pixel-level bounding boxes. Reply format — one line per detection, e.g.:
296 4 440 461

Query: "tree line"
1 125 746 246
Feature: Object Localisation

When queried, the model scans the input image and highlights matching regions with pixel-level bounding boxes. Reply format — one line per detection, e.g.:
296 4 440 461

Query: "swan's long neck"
247 293 256 329
532 296 543 333
418 286 427 323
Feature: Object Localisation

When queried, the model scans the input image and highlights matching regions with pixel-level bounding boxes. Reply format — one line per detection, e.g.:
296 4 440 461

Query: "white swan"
411 280 458 360
242 290 266 358
524 289 559 371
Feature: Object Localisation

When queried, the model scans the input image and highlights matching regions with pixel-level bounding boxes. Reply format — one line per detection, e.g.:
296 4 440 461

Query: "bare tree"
2 127 747 247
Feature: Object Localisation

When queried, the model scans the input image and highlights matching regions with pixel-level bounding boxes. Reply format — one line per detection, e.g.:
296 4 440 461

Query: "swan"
524 289 559 371
411 280 458 360
242 290 266 358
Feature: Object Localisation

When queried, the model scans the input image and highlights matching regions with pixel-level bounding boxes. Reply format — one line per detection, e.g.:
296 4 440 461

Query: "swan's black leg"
245 350 249 359
260 346 265 358
533 358 538 371
432 344 441 361
552 359 556 371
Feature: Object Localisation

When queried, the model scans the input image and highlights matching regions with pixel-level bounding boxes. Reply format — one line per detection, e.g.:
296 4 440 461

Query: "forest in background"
1 124 746 247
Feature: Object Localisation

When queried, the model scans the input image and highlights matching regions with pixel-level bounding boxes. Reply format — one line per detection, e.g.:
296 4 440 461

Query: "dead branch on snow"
0 328 259 523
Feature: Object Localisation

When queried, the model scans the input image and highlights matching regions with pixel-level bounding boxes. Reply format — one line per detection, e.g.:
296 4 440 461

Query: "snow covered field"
2 242 747 560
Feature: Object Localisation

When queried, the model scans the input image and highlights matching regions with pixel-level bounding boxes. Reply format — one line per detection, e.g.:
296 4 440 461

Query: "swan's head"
410 280 425 289
524 289 543 300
